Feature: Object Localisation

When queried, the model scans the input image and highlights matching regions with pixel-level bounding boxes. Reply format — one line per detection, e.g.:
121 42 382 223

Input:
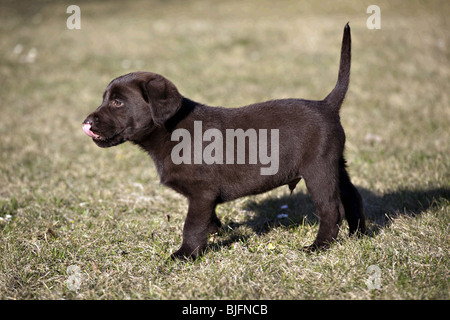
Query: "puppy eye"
111 99 123 107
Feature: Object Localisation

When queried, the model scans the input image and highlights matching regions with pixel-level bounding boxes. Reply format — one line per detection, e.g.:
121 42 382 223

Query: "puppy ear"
146 74 182 126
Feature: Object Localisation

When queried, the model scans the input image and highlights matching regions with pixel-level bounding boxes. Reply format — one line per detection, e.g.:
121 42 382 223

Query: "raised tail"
324 23 351 109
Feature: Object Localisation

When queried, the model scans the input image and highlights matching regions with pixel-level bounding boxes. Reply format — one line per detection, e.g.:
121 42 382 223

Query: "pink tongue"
82 123 99 138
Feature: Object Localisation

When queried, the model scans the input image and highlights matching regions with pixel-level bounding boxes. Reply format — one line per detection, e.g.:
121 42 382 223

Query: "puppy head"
82 72 182 148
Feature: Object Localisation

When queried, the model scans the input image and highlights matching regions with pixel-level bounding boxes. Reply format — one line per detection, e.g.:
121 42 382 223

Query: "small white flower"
1 215 12 222
13 44 23 55
28 48 37 61
65 265 82 292
19 48 38 63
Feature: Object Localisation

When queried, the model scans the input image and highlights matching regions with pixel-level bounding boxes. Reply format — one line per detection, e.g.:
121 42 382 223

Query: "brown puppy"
83 23 365 259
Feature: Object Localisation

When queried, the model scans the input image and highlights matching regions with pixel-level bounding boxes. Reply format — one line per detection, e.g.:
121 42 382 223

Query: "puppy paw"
170 246 200 261
301 244 318 253
302 242 330 253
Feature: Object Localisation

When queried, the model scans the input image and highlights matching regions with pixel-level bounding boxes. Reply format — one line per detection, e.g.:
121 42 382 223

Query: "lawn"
0 0 448 300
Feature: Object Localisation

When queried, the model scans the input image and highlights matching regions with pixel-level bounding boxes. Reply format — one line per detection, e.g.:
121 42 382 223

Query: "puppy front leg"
171 199 218 260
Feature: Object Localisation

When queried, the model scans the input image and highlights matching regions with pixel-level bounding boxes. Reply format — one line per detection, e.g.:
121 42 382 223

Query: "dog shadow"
212 185 450 250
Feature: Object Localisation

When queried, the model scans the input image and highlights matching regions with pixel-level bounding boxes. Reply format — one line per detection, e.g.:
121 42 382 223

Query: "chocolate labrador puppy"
83 23 365 259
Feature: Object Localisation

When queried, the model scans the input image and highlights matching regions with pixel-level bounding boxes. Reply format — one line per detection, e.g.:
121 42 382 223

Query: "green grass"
0 0 449 299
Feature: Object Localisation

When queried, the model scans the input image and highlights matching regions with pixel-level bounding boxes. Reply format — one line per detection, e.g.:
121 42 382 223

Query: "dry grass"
0 0 448 300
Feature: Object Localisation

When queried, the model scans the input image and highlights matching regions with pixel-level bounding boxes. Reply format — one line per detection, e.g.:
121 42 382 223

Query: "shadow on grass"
211 185 450 250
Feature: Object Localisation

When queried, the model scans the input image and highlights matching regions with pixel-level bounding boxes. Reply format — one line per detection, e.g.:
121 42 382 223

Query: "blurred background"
0 0 448 299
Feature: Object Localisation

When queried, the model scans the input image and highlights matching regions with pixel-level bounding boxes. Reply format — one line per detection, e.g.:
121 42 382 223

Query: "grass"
0 0 449 299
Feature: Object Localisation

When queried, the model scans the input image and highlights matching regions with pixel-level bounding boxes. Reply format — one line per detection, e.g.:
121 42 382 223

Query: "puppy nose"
83 113 100 125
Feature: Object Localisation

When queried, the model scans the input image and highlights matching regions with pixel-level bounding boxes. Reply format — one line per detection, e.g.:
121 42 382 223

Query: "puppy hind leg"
339 157 366 236
303 167 344 250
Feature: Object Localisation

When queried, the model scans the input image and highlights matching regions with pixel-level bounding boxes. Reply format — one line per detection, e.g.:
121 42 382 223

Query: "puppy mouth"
82 123 127 146
82 123 101 140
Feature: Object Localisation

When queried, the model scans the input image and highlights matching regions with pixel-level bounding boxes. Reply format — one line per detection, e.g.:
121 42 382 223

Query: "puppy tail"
324 23 351 110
